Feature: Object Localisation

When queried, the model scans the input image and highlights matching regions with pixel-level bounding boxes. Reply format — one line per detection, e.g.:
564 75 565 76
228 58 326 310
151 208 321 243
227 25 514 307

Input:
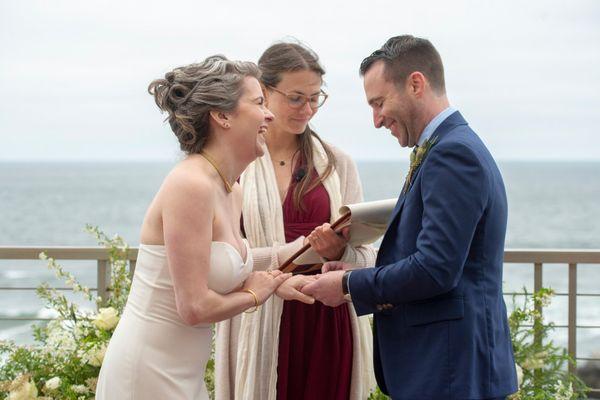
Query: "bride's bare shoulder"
160 160 215 204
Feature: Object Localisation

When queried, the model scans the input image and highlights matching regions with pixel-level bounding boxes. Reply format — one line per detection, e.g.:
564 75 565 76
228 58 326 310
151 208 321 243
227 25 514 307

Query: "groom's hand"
301 270 346 307
322 261 353 272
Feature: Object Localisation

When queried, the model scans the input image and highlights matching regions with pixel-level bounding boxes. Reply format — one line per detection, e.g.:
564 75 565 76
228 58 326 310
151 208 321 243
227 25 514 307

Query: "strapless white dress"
96 241 252 400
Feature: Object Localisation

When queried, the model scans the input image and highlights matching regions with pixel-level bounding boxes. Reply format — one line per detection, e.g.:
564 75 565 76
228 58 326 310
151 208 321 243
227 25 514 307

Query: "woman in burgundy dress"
214 41 376 400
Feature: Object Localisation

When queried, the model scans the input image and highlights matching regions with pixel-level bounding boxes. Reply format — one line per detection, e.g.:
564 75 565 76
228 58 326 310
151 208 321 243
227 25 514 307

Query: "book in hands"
279 198 397 273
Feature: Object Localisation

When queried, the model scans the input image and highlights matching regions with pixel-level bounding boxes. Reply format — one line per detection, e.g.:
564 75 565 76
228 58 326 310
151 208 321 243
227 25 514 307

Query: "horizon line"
1 158 600 163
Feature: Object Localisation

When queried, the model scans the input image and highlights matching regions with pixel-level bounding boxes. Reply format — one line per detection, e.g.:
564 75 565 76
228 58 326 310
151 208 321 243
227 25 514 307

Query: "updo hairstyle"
148 55 261 154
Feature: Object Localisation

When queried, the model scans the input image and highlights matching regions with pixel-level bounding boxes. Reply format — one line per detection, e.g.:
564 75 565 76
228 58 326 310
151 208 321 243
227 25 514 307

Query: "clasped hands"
275 261 353 307
274 222 352 307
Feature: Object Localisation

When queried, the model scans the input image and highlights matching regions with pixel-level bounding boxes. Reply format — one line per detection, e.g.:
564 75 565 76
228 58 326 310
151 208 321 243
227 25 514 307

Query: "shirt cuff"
346 270 353 297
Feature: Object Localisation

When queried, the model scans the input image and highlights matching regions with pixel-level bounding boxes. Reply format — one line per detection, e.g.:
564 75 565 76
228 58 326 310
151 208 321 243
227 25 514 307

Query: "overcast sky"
1 0 599 162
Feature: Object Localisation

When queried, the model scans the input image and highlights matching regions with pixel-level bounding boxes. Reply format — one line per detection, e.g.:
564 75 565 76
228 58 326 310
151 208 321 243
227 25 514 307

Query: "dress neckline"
212 240 249 265
139 239 249 265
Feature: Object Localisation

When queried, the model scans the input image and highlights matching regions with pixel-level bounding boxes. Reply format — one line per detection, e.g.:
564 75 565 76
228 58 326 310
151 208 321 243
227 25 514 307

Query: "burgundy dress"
276 171 353 400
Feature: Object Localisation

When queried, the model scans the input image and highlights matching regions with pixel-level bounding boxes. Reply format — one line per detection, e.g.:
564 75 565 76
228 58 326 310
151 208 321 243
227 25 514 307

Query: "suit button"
376 304 384 311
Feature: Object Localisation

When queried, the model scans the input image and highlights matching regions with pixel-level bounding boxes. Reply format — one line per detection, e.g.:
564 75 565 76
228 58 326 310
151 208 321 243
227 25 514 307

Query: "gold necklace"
200 152 233 193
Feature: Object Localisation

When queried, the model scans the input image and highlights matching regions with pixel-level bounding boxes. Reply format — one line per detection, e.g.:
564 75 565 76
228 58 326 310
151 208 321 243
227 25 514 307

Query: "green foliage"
0 226 131 399
508 288 589 399
368 386 391 399
84 224 132 311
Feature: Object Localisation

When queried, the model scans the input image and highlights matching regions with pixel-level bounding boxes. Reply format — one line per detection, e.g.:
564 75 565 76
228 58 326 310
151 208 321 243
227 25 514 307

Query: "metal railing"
1 246 599 392
0 247 138 319
504 249 600 395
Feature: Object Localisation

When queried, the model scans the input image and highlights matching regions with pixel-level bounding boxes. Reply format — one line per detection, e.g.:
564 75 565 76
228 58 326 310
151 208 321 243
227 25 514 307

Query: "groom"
302 35 518 399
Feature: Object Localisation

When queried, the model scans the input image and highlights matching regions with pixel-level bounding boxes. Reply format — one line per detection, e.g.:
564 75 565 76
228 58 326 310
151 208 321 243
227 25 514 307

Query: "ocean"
1 161 599 359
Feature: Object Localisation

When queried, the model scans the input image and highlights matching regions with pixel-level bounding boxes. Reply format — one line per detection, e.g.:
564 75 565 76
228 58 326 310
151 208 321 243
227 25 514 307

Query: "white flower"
553 381 574 400
71 384 88 394
93 307 120 331
521 357 544 370
88 343 107 367
44 320 76 356
8 377 38 400
521 351 546 370
44 377 61 392
515 363 523 387
79 343 107 367
72 321 88 340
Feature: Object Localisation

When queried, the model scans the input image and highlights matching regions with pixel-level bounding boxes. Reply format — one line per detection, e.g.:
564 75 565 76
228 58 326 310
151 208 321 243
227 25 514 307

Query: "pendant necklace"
200 152 233 193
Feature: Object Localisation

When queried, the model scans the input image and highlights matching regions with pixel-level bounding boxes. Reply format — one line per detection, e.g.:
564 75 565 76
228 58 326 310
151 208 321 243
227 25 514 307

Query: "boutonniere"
402 136 439 194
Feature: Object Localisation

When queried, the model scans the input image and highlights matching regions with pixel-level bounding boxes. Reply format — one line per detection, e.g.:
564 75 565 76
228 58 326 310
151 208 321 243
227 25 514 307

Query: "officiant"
214 40 377 400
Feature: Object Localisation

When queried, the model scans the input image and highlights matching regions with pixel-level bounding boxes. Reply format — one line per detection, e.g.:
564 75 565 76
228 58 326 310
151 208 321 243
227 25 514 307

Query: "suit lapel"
377 111 469 265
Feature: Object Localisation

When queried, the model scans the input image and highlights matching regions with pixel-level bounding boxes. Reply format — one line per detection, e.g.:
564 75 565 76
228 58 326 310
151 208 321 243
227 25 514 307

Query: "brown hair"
258 41 337 211
148 55 261 154
360 35 446 94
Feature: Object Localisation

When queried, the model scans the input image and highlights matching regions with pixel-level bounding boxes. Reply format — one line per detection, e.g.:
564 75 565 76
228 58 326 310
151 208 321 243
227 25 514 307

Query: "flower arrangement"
508 287 589 399
0 226 130 400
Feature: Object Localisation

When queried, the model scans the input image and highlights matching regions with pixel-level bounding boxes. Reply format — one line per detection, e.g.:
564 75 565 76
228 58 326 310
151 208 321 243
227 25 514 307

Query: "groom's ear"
407 72 426 97
209 110 231 130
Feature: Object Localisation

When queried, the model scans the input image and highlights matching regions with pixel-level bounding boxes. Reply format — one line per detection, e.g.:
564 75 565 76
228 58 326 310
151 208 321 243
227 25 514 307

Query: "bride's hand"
242 270 291 304
275 275 316 304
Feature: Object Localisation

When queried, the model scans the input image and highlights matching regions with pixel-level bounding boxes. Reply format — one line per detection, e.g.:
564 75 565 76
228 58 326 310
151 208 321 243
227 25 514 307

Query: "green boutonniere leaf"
403 136 439 194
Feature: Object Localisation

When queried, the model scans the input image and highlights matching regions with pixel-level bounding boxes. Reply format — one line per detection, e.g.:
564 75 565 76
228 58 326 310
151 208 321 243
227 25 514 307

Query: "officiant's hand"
301 270 346 307
276 275 316 304
306 223 350 261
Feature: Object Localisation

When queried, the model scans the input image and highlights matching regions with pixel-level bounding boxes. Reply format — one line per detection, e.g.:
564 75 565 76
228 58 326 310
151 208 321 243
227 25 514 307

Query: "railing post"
97 260 111 308
568 263 577 374
129 259 136 280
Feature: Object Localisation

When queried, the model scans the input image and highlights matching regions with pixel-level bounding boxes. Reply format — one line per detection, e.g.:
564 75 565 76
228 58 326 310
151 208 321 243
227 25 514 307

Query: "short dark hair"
360 35 446 94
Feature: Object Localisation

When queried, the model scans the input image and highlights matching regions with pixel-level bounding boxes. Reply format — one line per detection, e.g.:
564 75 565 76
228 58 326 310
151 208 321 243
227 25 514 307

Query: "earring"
224 123 230 129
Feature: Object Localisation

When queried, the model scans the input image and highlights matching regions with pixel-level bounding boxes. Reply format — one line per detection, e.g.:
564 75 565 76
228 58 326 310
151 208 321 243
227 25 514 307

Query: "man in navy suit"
303 35 518 399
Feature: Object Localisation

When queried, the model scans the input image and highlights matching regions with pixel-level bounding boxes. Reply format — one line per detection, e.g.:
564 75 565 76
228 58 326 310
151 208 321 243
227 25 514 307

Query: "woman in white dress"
95 55 296 400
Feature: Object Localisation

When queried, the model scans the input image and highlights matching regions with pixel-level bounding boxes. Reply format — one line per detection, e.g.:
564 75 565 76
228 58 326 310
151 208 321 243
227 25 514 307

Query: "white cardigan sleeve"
330 145 377 268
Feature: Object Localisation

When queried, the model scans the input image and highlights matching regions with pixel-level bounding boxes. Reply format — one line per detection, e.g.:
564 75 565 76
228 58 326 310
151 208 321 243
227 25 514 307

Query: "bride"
96 55 299 399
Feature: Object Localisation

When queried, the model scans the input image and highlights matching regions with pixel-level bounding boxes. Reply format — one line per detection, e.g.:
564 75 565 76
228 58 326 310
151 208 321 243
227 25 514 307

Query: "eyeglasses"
267 86 328 109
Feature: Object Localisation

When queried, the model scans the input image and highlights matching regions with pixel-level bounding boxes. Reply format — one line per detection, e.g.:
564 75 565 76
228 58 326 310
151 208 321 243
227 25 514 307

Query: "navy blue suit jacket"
349 112 517 399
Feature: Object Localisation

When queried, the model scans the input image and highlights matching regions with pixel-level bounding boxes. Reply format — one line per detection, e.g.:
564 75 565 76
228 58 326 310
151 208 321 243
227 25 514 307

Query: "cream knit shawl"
216 137 375 400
